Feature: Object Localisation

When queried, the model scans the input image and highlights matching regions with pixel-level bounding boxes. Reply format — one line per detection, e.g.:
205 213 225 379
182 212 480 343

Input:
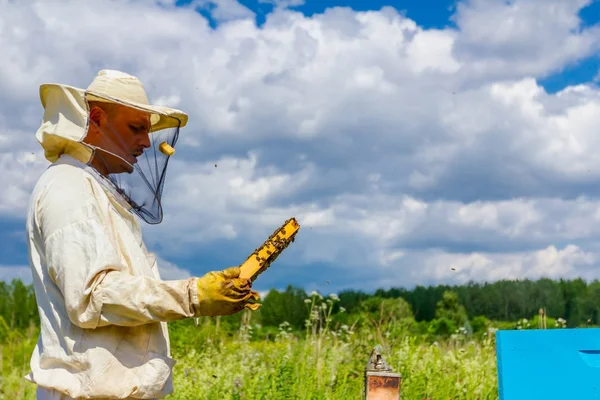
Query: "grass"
0 295 499 399
0 322 38 400
166 322 498 399
0 321 498 399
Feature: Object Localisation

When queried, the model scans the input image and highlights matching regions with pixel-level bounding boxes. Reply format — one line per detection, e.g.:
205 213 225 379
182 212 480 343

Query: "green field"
1 277 592 399
1 306 498 400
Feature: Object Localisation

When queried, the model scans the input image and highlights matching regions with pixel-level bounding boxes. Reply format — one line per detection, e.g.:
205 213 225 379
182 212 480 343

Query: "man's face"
85 103 152 175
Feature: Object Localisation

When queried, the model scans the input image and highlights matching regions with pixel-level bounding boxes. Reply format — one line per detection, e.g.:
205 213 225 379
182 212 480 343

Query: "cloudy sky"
1 0 600 296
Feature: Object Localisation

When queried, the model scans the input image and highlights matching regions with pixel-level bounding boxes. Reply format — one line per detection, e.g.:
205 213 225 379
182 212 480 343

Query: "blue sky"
2 0 600 295
191 0 459 28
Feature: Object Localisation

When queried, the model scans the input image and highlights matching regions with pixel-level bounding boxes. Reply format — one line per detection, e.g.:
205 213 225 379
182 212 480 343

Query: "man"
24 70 259 399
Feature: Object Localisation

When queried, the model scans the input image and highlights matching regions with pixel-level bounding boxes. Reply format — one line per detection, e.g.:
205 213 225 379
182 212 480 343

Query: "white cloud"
451 0 600 83
407 244 597 286
155 257 194 280
0 151 48 216
2 0 600 291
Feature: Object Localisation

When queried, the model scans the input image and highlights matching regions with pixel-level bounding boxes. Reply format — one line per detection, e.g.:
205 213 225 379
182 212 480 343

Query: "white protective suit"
24 72 202 399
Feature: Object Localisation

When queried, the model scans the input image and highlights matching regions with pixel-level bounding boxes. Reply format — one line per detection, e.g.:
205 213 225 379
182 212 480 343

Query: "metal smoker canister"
364 347 402 400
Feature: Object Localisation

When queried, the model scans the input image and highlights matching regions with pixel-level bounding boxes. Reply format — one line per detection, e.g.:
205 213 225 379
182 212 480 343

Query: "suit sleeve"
44 216 203 328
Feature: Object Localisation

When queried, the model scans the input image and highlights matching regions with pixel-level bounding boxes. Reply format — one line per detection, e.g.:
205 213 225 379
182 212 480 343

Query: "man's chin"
126 155 138 167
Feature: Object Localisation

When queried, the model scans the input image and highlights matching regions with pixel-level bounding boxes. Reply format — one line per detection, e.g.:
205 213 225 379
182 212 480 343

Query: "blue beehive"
496 328 600 399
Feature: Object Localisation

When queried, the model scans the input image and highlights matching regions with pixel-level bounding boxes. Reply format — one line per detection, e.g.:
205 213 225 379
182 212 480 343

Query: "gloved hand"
195 266 261 316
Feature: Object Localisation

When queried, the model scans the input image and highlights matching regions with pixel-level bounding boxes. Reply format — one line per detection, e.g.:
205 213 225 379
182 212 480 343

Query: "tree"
360 296 414 325
259 285 309 330
434 290 468 329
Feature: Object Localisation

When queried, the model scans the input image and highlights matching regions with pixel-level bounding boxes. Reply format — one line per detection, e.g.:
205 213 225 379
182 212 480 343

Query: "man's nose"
140 134 151 149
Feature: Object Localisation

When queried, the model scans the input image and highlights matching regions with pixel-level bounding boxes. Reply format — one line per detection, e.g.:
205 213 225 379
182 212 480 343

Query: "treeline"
364 277 596 327
2 277 600 335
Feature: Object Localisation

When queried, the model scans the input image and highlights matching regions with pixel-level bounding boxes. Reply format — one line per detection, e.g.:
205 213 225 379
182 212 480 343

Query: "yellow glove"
195 266 261 316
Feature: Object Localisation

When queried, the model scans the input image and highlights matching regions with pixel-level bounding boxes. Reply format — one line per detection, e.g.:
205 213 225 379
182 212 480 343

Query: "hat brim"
39 83 188 132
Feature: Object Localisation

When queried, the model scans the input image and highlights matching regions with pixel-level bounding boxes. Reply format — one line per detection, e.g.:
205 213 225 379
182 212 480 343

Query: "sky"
1 0 600 297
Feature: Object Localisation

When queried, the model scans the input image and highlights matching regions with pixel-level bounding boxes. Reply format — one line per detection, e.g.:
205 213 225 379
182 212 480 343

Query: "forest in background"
2 275 598 338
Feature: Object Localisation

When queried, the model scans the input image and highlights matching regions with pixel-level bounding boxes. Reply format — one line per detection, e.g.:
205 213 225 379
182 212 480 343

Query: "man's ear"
85 106 107 144
88 106 105 128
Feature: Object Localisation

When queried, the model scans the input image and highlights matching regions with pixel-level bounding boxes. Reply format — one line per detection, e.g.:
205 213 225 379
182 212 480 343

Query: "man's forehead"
121 106 152 126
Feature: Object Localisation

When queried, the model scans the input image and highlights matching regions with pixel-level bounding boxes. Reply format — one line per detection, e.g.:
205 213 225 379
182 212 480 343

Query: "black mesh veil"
82 99 182 225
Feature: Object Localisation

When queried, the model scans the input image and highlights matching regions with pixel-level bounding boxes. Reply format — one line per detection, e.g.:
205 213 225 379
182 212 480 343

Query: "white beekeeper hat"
36 69 188 163
34 69 189 224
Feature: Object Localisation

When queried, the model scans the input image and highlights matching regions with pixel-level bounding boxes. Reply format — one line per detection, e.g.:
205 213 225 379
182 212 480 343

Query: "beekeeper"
24 70 260 400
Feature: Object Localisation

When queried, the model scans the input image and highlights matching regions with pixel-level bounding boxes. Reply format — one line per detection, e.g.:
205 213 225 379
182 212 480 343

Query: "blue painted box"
496 328 600 399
